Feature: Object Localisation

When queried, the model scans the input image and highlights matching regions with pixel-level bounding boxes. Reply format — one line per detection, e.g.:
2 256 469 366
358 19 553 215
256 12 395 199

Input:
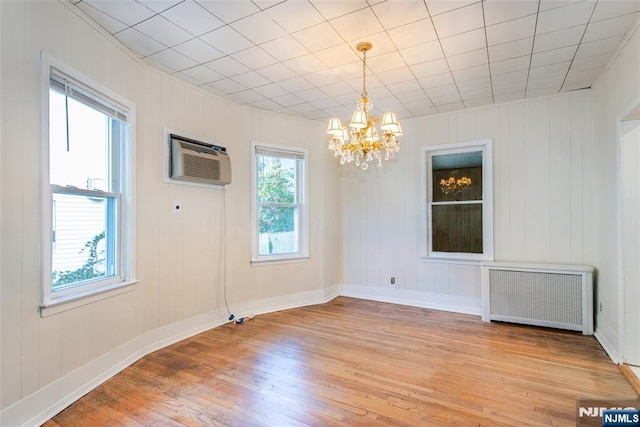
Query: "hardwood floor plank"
48 297 637 426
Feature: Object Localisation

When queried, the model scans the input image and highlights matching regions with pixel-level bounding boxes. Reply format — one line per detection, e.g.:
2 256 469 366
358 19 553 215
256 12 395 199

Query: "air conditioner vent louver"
170 134 231 185
481 262 593 334
183 152 221 181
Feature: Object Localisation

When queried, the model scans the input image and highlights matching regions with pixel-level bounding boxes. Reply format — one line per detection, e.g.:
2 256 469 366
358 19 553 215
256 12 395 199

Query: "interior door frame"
617 94 640 365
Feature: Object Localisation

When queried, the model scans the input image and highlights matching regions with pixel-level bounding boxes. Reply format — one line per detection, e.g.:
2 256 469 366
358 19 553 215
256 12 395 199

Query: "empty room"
2 0 640 425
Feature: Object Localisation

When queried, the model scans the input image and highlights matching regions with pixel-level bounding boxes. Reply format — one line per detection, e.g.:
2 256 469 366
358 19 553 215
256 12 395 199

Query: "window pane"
432 204 483 253
258 206 298 255
257 155 297 204
51 192 116 289
49 89 111 191
433 167 482 202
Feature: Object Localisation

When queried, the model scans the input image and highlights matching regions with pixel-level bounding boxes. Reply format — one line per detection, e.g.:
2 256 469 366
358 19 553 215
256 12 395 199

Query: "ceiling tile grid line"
74 0 640 121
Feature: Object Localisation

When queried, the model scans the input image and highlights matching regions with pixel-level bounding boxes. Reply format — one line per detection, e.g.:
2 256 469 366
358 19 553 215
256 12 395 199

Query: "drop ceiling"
73 0 640 121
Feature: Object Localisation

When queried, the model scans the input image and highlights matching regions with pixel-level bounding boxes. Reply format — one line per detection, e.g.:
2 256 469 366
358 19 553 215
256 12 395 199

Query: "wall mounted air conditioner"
169 134 231 185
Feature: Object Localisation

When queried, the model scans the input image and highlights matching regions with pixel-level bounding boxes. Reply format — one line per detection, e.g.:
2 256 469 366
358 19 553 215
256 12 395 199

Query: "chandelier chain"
361 48 367 99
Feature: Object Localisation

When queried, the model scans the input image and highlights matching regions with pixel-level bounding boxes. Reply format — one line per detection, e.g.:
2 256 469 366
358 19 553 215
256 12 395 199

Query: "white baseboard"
341 283 482 316
0 288 337 427
594 321 622 364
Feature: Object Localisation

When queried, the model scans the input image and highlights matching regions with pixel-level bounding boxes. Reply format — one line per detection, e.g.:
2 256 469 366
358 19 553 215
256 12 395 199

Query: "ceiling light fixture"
326 41 401 170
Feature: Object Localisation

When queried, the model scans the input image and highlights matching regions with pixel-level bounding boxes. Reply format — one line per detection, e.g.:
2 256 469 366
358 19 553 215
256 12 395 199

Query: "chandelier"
440 174 472 195
326 41 402 170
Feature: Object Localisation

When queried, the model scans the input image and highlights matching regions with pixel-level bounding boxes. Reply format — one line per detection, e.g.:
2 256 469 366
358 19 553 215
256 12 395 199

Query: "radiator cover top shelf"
481 262 594 335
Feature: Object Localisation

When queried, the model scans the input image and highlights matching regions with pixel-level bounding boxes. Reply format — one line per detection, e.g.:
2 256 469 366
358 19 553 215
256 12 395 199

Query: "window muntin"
252 144 308 262
42 58 132 306
424 141 493 261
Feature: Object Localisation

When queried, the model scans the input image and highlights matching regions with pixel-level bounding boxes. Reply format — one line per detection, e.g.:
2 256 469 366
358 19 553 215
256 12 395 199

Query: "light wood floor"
45 297 637 426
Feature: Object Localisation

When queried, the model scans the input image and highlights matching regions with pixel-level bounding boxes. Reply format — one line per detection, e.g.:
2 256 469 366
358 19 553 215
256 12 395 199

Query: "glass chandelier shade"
327 42 401 170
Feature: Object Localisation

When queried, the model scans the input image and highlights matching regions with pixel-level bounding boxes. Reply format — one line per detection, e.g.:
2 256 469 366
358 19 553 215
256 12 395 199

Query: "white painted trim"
595 329 622 365
341 283 482 316
0 288 338 427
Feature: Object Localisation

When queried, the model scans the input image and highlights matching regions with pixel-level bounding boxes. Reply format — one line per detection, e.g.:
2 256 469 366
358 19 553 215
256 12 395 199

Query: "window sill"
420 256 488 266
40 280 138 318
251 256 309 267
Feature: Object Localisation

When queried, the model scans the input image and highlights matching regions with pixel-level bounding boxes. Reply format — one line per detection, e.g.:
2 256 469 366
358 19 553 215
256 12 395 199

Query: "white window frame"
421 139 493 262
40 53 136 315
250 141 308 264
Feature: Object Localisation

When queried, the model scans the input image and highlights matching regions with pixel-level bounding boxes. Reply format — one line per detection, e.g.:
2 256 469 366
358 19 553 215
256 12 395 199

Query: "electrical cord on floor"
219 187 233 321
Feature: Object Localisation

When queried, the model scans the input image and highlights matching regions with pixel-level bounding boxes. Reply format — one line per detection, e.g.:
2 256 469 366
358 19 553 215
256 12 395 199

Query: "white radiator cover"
481 262 594 335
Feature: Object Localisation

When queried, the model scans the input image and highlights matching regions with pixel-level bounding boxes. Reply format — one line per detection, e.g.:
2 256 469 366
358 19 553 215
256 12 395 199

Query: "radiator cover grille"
481 262 593 334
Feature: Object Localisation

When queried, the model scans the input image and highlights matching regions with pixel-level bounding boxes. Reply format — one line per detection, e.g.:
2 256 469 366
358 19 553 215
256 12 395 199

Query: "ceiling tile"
265 0 326 33
315 44 361 68
329 7 385 42
464 96 494 108
83 0 155 26
460 86 492 100
530 45 577 68
320 81 356 97
418 72 456 89
225 89 265 104
332 61 363 81
295 88 330 102
173 38 224 63
367 51 406 74
440 28 487 56
309 0 369 20
180 65 224 84
115 28 166 57
575 36 623 58
458 77 492 92
495 90 526 103
452 63 490 82
583 14 638 43
147 49 198 71
261 36 309 62
426 1 478 17
231 46 278 70
292 22 344 53
230 12 286 44
533 25 585 52
371 0 429 30
528 61 570 80
360 33 398 57
536 1 595 34
206 78 247 94
374 67 415 85
76 2 127 34
447 49 488 71
483 0 539 26
230 70 271 89
486 15 537 46
526 74 564 90
590 1 640 22
279 76 315 93
161 1 224 36
488 37 533 62
387 18 438 50
427 83 459 98
134 15 193 47
272 93 305 107
284 54 327 75
569 53 613 73
253 83 289 98
199 26 253 55
138 0 181 13
492 69 528 86
205 56 250 77
431 2 484 38
410 58 450 78
387 80 424 96
400 40 444 66
493 81 526 96
490 55 530 74
301 71 340 87
255 63 297 83
196 1 260 23
431 93 463 106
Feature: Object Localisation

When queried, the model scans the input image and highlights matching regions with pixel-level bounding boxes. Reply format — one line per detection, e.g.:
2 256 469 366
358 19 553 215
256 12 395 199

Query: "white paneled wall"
0 2 338 424
341 91 593 314
591 20 640 361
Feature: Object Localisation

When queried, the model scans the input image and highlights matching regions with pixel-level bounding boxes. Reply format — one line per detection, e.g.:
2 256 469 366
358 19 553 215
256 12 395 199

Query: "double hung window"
42 56 134 310
251 143 308 263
